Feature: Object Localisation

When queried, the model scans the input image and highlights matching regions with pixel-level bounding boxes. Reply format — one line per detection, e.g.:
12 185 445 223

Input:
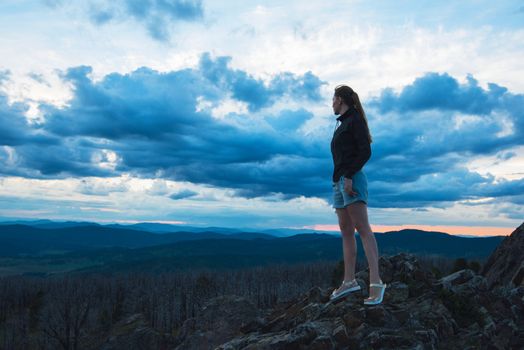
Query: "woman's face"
332 95 342 115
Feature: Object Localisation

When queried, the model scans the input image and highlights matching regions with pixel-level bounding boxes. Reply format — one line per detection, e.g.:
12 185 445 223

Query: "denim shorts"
332 169 368 209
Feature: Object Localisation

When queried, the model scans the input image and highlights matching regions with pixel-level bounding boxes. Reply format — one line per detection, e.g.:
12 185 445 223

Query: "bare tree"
39 277 92 350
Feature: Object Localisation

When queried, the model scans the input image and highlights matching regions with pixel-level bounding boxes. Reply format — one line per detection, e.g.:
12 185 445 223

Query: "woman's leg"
345 201 383 300
335 208 357 282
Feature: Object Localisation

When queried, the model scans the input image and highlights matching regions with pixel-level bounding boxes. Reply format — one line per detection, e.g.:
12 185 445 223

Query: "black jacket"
330 107 371 182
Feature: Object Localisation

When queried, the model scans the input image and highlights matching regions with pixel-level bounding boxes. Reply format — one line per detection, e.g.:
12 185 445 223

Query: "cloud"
367 167 490 208
77 178 129 195
365 72 524 184
361 72 523 208
28 72 51 87
89 5 114 25
42 0 65 8
0 84 59 151
87 0 204 41
478 177 524 198
496 151 516 160
41 64 213 139
124 0 203 20
0 78 121 178
198 52 326 112
169 189 198 200
43 0 204 41
362 95 523 206
6 53 327 196
264 109 314 132
370 73 509 115
0 95 31 147
506 194 524 205
2 55 523 209
0 70 10 84
367 168 524 209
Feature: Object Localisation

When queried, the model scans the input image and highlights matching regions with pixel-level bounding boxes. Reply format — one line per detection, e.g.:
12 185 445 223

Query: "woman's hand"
344 177 357 196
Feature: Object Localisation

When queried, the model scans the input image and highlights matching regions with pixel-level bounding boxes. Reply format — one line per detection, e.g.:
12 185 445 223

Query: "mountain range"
0 220 505 276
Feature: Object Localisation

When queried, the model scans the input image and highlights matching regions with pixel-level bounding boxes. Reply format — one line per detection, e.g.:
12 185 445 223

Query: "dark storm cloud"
369 72 524 140
0 86 91 178
364 72 524 200
367 169 524 208
370 73 507 115
41 65 215 139
361 72 523 208
4 53 327 196
1 53 523 209
264 109 314 132
0 87 59 148
0 95 31 147
198 53 325 111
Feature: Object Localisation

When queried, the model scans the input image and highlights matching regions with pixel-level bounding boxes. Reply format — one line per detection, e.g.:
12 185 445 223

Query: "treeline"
0 254 483 349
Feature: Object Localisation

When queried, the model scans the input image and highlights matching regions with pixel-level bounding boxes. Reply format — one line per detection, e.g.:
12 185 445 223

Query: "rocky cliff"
101 223 524 349
481 222 524 289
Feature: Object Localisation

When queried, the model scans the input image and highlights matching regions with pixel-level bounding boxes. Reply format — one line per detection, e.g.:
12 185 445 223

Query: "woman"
329 84 386 305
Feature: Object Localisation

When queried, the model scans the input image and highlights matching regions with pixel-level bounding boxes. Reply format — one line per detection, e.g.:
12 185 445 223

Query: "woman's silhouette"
329 85 386 305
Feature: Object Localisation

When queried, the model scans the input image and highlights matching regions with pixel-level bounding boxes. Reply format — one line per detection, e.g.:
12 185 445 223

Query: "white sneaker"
363 281 387 305
329 279 361 301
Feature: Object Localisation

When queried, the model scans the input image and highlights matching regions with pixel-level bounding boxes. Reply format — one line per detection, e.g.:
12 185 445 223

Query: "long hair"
334 84 373 143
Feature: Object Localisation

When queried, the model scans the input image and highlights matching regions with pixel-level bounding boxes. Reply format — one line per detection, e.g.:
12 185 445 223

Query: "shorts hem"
332 199 367 209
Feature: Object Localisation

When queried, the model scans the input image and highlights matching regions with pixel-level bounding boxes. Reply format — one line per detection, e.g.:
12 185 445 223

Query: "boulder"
211 249 524 349
481 222 524 288
104 224 523 350
99 313 174 350
173 294 261 350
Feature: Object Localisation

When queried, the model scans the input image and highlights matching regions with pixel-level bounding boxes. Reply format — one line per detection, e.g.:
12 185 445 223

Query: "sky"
0 0 523 236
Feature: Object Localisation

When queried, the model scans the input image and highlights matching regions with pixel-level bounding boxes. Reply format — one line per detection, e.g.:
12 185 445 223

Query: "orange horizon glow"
311 224 515 237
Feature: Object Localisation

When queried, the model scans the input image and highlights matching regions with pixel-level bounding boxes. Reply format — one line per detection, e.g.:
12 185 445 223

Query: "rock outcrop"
175 250 524 349
173 295 263 349
481 222 524 289
99 313 175 350
100 223 524 349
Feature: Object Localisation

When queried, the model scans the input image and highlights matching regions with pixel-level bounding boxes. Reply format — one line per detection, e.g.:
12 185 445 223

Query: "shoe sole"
329 285 361 301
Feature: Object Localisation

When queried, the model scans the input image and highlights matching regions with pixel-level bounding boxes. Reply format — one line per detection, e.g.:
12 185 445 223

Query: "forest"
0 254 482 349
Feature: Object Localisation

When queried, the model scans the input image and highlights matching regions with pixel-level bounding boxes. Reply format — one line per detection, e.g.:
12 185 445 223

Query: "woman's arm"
343 114 371 179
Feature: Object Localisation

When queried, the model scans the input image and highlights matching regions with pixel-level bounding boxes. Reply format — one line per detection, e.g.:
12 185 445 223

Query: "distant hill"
105 223 248 235
0 224 276 256
376 229 501 257
0 218 504 238
0 223 505 276
0 219 323 237
0 223 504 257
0 219 101 229
0 220 246 234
